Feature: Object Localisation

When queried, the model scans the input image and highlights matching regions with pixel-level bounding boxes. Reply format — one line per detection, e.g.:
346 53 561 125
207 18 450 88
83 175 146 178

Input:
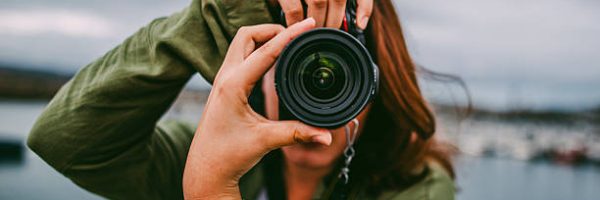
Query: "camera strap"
338 118 359 184
322 118 360 200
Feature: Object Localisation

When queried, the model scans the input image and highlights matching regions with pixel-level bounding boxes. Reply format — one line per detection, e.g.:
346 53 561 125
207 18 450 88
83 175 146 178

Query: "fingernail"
300 17 316 26
311 133 332 146
359 16 369 29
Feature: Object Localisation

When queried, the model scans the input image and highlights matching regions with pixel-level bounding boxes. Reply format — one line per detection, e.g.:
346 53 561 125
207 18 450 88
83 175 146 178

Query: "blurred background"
1 0 599 199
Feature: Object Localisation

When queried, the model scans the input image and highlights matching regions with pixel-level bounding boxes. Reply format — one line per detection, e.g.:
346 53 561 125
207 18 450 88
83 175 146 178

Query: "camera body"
274 0 379 128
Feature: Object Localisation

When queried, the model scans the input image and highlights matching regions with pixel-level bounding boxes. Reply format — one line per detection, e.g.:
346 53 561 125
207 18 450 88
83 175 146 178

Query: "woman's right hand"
182 18 332 199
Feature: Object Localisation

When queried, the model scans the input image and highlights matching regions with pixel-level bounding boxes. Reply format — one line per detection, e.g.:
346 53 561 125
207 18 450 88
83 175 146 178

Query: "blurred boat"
0 137 24 162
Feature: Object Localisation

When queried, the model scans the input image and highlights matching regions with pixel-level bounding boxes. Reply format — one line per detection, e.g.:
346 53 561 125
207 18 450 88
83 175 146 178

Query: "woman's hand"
269 0 373 29
182 18 331 199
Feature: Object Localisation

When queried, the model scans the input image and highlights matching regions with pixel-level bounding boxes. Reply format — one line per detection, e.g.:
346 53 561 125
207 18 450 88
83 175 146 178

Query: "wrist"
183 184 241 200
183 166 241 200
183 137 244 199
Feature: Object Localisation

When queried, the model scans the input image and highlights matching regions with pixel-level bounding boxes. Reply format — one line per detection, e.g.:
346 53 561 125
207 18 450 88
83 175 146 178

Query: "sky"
0 0 598 111
395 0 600 111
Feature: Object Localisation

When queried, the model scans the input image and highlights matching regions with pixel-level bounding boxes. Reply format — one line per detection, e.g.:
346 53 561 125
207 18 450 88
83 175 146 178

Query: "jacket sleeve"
26 0 273 199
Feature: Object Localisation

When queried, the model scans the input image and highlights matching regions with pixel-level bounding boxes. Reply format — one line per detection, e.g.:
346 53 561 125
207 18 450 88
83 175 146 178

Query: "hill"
0 65 71 99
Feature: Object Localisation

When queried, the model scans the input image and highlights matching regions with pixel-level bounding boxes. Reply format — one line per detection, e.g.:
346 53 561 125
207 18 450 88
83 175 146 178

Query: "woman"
28 0 455 199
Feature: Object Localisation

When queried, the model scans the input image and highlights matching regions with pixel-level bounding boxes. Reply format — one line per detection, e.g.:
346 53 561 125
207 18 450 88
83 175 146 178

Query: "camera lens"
275 28 378 128
311 66 334 90
300 52 345 101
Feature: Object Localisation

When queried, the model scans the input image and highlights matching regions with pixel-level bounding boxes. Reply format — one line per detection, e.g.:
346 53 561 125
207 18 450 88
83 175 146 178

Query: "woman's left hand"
269 0 373 29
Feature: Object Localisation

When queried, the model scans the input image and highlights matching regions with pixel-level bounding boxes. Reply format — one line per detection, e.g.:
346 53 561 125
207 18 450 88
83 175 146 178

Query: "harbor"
1 93 599 199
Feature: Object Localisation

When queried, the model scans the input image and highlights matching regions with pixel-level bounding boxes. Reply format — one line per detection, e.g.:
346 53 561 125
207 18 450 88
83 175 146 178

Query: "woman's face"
261 68 369 169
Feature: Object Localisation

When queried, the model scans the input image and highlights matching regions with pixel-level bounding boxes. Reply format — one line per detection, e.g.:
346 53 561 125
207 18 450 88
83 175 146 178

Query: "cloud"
0 0 597 109
0 9 117 38
397 0 600 78
0 1 187 73
394 0 600 110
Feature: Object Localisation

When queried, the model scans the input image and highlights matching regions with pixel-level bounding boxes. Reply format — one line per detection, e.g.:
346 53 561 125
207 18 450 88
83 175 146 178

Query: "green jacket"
27 0 455 199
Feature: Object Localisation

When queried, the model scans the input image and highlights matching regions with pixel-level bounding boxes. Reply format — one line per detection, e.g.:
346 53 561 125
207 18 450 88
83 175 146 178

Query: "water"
1 101 599 199
0 101 101 199
456 156 600 200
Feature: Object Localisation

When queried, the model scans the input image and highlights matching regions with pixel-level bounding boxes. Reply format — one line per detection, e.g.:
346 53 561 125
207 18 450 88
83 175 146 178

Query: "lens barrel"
275 28 378 128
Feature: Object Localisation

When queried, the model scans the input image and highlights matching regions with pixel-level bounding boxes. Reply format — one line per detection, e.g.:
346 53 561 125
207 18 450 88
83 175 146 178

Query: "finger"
280 0 304 26
240 18 315 92
356 0 373 29
306 0 328 27
325 0 346 28
226 24 285 63
259 120 332 149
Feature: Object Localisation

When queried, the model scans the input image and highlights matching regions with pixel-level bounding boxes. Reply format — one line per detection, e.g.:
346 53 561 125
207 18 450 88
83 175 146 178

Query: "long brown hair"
351 0 456 195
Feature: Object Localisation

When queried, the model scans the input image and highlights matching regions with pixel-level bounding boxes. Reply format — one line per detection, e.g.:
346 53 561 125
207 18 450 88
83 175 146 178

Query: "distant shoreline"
1 65 598 125
0 66 71 99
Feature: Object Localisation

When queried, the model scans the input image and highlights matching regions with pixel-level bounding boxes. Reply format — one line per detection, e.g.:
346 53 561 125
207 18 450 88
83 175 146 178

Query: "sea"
1 100 599 200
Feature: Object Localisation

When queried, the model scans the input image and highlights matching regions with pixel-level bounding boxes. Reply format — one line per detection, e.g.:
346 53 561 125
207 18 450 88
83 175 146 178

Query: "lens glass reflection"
300 52 346 101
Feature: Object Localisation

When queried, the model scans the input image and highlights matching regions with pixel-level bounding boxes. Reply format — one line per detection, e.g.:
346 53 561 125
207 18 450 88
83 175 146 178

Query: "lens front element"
312 66 334 90
275 28 378 128
301 52 346 101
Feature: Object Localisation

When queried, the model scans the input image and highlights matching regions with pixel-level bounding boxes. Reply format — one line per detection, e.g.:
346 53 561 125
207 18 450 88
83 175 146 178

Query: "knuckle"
281 31 294 43
237 26 252 36
309 0 327 8
259 42 273 52
237 26 247 33
213 80 230 96
258 43 279 61
292 129 302 144
269 24 285 33
332 0 345 4
216 75 232 88
214 75 240 95
286 7 303 18
272 24 285 30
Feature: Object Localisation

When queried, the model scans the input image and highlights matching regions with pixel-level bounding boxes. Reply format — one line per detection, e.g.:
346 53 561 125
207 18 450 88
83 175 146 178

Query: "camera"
274 0 379 128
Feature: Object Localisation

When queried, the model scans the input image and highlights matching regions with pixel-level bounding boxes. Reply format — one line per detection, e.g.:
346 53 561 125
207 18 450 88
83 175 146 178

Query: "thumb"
259 121 332 149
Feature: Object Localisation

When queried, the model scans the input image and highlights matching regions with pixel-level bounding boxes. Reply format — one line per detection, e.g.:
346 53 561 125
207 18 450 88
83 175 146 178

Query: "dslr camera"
252 0 379 129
